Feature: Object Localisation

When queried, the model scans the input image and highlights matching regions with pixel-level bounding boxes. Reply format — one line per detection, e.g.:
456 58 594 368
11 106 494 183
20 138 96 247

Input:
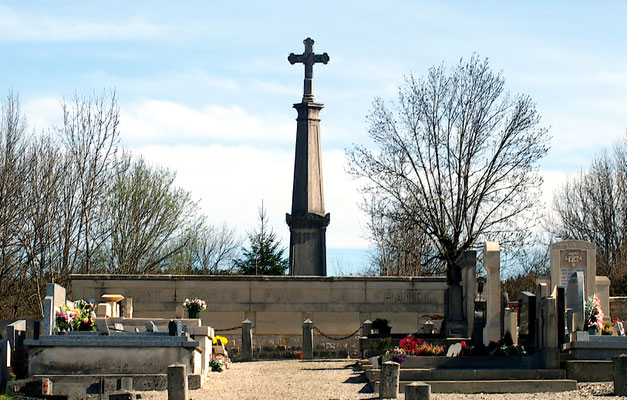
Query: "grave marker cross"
288 37 329 102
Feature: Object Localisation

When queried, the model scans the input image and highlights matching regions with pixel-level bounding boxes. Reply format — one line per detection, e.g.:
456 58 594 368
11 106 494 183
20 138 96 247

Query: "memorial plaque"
560 250 587 287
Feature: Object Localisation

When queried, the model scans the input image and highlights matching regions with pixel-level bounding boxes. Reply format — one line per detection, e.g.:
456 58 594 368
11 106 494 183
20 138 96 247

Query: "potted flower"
183 298 206 319
209 355 226 372
584 295 604 335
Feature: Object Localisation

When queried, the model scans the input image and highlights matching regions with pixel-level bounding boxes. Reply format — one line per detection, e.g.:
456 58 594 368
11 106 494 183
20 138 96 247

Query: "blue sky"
1 1 626 274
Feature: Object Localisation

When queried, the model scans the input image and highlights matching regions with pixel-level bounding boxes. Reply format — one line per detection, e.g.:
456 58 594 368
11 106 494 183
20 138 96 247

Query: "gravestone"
556 286 566 348
550 240 596 302
96 319 110 335
518 291 536 352
286 38 331 276
483 242 501 344
145 321 158 333
445 343 462 357
566 272 585 331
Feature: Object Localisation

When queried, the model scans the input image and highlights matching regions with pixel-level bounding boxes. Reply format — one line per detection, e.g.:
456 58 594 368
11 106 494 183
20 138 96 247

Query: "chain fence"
214 325 243 333
312 324 363 341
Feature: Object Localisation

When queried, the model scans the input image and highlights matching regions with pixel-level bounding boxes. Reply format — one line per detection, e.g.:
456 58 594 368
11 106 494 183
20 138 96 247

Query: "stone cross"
288 37 329 102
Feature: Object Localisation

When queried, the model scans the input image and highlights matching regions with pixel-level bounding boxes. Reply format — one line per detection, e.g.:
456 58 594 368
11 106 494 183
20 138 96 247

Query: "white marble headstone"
446 343 462 357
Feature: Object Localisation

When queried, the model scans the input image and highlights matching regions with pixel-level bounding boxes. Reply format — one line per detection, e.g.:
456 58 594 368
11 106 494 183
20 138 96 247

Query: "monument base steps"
370 379 577 394
563 360 613 382
8 374 202 398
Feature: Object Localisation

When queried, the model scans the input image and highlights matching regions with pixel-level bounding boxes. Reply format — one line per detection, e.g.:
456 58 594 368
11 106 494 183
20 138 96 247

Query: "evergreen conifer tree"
235 202 288 275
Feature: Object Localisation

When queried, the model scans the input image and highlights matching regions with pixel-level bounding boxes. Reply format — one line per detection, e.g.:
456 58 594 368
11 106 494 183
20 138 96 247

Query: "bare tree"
106 158 199 274
549 134 627 294
0 92 29 315
59 91 120 274
348 56 550 281
364 196 440 276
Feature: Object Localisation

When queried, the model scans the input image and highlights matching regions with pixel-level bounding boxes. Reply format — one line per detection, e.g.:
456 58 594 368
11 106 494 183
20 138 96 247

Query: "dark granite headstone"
145 321 158 333
168 320 184 337
556 286 566 348
518 291 536 352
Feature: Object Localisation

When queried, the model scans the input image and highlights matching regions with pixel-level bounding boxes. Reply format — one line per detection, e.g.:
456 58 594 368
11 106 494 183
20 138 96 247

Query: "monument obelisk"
285 37 330 276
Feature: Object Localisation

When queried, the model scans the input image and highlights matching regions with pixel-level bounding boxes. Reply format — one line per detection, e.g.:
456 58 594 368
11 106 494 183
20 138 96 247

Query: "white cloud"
119 100 295 146
133 144 368 249
0 5 168 41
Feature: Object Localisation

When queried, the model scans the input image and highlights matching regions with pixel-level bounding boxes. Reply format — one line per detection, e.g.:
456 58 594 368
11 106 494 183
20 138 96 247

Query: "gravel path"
137 359 626 400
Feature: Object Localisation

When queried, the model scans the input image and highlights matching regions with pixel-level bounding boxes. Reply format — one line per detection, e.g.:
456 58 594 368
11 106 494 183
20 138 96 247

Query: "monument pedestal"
286 213 330 276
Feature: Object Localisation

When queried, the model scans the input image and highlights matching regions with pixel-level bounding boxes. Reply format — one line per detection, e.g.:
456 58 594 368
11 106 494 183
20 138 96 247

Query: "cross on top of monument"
288 37 329 103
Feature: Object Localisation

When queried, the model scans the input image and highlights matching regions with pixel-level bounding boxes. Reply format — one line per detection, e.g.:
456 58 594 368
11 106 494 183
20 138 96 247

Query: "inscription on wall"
373 290 436 304
559 250 587 287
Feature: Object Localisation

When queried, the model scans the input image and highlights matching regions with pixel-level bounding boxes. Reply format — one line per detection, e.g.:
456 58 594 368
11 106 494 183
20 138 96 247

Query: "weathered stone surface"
167 364 188 400
302 319 313 359
483 242 501 344
379 361 400 398
241 319 253 361
71 275 447 337
550 240 596 300
614 355 627 395
566 272 585 331
286 38 331 277
405 381 431 400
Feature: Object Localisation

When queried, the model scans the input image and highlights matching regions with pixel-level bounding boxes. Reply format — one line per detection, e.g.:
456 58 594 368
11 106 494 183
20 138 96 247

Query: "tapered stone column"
286 38 330 276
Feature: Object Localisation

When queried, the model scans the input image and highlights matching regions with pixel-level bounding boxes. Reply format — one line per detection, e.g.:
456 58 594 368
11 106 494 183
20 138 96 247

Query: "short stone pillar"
405 381 431 400
379 361 400 399
241 319 253 361
614 355 627 396
362 319 372 337
302 319 313 359
167 363 188 400
483 241 501 345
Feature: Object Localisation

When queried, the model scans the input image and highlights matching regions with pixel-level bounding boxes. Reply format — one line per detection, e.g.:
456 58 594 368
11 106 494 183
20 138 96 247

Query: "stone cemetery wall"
611 296 627 321
72 275 447 357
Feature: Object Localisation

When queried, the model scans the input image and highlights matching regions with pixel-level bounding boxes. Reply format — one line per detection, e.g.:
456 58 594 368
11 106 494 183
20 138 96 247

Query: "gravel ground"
137 359 627 400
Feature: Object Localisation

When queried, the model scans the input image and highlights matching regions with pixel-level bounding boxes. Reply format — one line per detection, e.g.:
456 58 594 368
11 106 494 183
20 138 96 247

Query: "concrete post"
362 319 372 337
302 319 313 359
379 361 400 399
614 355 627 396
241 319 253 361
405 381 431 400
483 241 501 345
167 363 188 400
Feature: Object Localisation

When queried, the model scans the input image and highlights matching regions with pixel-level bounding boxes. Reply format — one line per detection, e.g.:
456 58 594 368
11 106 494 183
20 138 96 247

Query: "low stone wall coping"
70 274 447 283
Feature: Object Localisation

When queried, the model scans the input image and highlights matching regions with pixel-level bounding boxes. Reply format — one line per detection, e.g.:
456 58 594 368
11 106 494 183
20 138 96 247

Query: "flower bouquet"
210 355 226 372
183 298 206 319
384 346 407 363
55 300 96 333
584 295 604 334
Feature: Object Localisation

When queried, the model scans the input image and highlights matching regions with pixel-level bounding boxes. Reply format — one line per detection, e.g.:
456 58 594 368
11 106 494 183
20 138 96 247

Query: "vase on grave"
589 327 597 335
188 309 200 319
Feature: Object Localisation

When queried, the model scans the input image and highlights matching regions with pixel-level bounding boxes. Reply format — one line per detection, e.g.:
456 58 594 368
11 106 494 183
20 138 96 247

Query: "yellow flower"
213 335 228 346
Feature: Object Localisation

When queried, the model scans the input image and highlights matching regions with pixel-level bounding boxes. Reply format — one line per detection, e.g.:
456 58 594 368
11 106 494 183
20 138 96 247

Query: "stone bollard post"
614 355 627 396
379 361 400 399
405 381 431 400
362 319 372 337
242 319 253 361
302 319 313 359
167 363 188 400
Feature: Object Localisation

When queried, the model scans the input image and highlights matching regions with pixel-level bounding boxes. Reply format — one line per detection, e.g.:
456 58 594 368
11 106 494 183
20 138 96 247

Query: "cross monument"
286 38 330 276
